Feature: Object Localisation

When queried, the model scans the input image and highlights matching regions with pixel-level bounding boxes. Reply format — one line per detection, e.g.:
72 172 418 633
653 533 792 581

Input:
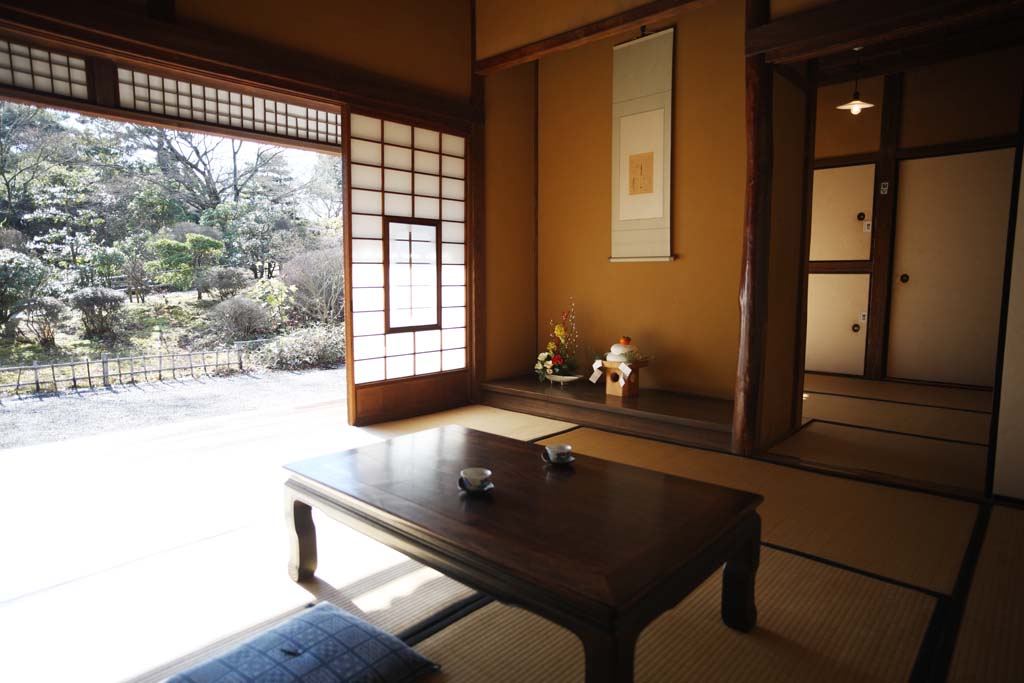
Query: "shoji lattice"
348 113 467 384
116 68 341 145
0 39 88 100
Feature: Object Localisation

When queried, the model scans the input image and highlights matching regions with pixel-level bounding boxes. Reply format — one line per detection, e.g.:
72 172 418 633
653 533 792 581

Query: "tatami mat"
367 404 575 442
419 547 934 682
804 373 993 413
771 421 988 492
540 428 977 594
802 392 991 444
948 505 1024 682
127 561 475 683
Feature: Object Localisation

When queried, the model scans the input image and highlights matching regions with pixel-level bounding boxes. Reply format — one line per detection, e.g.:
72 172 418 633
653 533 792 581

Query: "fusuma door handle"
899 273 910 283
852 324 861 333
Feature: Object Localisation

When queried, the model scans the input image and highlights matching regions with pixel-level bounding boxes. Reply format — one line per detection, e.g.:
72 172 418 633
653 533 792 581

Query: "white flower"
546 368 553 375
534 362 543 370
544 360 553 368
537 353 547 360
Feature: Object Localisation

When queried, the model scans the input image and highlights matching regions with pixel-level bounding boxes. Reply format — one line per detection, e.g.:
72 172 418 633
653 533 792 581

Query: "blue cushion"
167 602 439 683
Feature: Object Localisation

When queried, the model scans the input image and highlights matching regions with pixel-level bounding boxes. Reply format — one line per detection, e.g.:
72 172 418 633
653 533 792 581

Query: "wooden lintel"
473 0 703 75
747 0 1024 65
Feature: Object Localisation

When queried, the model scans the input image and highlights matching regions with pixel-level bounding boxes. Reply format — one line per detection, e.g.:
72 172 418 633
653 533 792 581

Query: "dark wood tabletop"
284 425 764 682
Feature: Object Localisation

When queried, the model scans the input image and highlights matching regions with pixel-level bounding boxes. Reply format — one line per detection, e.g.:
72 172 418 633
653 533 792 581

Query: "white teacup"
460 467 493 490
544 444 573 463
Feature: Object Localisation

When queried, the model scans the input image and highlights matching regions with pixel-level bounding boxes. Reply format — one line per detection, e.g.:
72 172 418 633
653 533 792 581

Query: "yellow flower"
546 341 557 353
553 324 566 341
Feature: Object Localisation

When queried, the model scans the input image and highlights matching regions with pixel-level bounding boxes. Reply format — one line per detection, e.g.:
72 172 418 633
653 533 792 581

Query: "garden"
0 100 346 393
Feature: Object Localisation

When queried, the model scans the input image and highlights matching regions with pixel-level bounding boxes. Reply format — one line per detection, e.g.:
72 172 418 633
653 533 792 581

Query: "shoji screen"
346 113 470 424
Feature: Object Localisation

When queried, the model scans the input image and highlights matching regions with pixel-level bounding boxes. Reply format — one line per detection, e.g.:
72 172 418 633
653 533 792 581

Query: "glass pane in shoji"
415 197 440 220
351 214 383 239
415 329 441 352
442 307 465 329
352 335 385 361
415 351 441 375
351 239 383 263
387 220 439 330
414 127 440 152
384 145 413 170
350 114 381 140
387 354 415 379
442 155 465 179
442 327 465 350
384 193 413 217
352 263 384 288
383 121 412 146
441 177 465 200
352 189 382 214
441 264 465 286
414 173 440 197
352 311 385 336
384 169 413 194
351 287 384 312
385 332 415 356
442 348 466 371
441 243 465 264
441 134 465 157
351 164 381 190
351 139 382 165
414 150 440 174
441 199 465 222
441 222 465 243
441 285 465 307
354 358 385 384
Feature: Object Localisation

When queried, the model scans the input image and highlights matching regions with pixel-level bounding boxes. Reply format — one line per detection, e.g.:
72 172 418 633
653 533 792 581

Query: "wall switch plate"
859 312 868 322
880 181 889 195
863 220 872 233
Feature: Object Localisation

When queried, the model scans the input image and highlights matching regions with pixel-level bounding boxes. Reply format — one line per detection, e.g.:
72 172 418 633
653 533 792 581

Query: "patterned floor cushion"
166 602 439 683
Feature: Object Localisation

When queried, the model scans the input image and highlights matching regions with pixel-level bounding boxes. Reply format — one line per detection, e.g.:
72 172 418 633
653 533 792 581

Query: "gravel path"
0 367 347 449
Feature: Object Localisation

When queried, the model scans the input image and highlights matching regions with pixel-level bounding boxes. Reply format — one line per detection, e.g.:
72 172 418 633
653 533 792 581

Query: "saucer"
542 451 576 465
458 477 495 494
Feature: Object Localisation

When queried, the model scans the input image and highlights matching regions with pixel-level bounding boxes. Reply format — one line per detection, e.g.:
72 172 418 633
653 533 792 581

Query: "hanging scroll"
610 27 674 262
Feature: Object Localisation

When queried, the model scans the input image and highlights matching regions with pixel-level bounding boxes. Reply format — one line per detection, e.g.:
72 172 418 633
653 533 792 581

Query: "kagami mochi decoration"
535 299 582 384
591 336 650 397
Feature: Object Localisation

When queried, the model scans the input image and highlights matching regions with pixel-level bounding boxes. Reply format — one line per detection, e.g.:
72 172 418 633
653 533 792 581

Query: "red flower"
553 355 564 365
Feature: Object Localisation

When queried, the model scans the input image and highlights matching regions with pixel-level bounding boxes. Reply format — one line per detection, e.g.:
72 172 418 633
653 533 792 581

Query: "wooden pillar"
863 73 903 379
469 73 486 402
733 0 774 455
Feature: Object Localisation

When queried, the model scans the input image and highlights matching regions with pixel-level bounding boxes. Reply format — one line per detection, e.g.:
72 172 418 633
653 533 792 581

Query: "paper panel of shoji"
349 113 467 383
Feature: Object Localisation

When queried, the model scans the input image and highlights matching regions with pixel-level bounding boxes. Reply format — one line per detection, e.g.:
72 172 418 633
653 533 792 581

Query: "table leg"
580 630 637 683
286 494 318 581
721 513 761 632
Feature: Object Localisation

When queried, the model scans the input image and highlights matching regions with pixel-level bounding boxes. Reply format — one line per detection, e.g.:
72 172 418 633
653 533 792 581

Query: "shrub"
248 278 294 327
210 295 272 340
69 286 125 338
255 325 346 370
282 248 344 324
0 228 27 252
1 249 51 338
196 266 249 301
22 296 66 346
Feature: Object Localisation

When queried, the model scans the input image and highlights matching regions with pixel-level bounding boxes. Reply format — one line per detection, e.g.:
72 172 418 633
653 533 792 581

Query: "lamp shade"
836 90 874 116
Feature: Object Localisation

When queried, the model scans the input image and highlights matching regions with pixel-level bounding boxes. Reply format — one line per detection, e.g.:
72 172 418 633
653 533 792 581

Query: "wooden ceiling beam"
473 0 705 75
747 0 1024 64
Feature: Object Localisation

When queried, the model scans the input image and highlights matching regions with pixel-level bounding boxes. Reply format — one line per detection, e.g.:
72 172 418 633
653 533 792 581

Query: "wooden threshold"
481 376 733 452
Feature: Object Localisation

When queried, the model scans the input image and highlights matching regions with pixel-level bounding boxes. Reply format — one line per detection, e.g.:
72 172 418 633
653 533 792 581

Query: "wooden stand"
602 360 648 398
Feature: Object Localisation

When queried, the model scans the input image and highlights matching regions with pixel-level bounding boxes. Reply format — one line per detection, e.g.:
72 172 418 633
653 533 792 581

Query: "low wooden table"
284 426 763 683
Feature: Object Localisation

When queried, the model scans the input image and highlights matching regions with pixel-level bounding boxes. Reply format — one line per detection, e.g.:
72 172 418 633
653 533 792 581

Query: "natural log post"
732 0 774 455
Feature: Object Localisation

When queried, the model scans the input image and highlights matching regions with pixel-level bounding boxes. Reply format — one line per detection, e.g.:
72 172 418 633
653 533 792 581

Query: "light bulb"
850 104 862 115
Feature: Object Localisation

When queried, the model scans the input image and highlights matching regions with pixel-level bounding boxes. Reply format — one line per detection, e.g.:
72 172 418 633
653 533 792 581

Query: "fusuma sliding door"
887 149 1015 387
345 113 471 425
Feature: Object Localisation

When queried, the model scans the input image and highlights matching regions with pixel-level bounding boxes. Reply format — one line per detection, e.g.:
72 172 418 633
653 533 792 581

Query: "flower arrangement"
535 299 580 381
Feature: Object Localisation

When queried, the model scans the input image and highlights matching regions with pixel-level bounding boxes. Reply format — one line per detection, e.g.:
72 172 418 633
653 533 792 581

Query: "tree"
282 248 345 324
196 266 249 301
115 234 153 303
0 249 51 338
302 154 345 225
30 227 102 289
148 233 224 297
0 102 75 233
201 199 297 280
